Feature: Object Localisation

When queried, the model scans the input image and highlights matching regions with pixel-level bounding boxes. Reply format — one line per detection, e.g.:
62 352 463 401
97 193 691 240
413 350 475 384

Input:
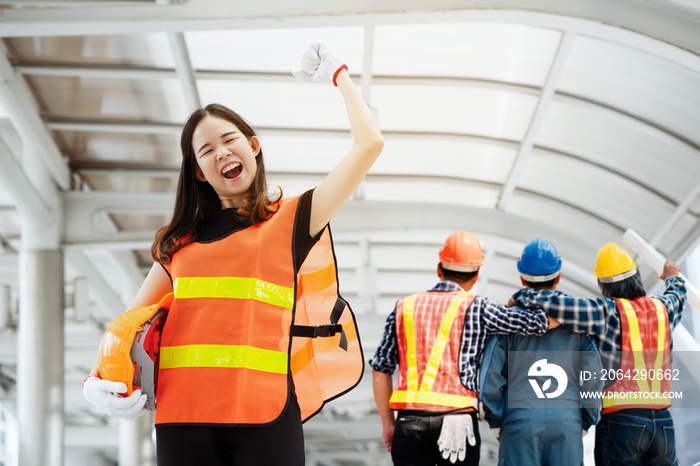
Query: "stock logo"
528 359 567 399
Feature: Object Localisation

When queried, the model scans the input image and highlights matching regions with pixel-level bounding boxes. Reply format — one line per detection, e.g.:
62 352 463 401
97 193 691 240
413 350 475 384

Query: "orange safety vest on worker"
601 297 672 414
156 195 363 425
389 290 479 412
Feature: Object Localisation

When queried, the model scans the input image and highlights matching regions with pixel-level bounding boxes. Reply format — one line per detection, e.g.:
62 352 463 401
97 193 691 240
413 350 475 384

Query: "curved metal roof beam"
25 67 695 153
0 1 699 59
497 30 575 209
0 136 52 228
68 153 691 237
0 47 71 191
651 185 700 247
156 0 201 111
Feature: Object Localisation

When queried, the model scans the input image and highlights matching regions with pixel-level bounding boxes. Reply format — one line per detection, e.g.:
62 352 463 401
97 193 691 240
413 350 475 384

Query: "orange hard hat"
439 231 485 272
98 293 173 410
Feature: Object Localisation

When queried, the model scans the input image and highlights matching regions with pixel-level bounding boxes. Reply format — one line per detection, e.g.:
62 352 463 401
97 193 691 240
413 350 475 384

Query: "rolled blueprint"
623 228 700 310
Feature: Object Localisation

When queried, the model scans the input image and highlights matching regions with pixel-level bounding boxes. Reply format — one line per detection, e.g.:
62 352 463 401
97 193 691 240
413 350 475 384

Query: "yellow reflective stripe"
402 295 419 392
619 299 651 394
389 389 479 410
159 344 288 374
620 300 644 353
650 298 667 394
602 392 671 408
174 277 294 309
420 292 471 392
603 300 671 409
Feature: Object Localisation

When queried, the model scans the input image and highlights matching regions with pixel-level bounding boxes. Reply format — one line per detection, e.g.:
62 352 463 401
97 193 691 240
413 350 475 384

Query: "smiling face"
192 115 261 209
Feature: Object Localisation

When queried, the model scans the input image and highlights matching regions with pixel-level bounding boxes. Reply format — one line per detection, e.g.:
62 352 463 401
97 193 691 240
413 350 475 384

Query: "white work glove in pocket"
292 42 346 85
492 427 500 440
437 414 477 464
82 376 147 421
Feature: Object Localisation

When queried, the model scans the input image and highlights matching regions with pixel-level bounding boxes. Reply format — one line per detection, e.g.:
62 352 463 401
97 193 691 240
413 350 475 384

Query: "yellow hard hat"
594 243 637 283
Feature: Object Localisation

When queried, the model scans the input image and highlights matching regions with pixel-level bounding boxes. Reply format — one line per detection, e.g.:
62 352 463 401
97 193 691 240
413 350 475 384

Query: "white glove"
292 42 346 85
437 414 477 464
82 376 147 421
492 427 500 440
582 429 589 438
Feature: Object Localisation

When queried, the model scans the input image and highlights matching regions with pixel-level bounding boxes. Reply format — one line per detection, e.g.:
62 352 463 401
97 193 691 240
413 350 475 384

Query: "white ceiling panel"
504 191 622 251
186 27 365 73
519 149 677 235
198 79 351 129
261 133 353 173
558 35 700 146
371 135 517 184
373 22 562 86
61 132 180 166
6 33 175 67
372 83 538 139
361 177 501 208
24 75 189 121
536 96 700 205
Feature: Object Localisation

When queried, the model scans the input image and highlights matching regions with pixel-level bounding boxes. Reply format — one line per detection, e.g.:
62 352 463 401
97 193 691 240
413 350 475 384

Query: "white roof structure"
0 0 699 464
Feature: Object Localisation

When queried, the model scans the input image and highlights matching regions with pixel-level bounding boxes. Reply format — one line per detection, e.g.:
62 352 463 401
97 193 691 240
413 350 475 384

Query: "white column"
16 249 64 466
119 411 156 466
16 142 64 466
0 285 10 328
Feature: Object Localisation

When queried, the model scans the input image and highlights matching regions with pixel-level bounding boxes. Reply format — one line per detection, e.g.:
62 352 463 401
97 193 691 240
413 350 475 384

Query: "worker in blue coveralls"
480 238 604 466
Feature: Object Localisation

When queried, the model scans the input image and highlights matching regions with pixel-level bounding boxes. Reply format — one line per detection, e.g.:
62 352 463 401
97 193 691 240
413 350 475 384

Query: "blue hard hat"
517 238 562 281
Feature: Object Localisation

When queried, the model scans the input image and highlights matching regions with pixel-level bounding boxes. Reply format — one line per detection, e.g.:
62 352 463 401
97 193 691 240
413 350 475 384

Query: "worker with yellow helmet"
370 231 558 466
511 242 687 465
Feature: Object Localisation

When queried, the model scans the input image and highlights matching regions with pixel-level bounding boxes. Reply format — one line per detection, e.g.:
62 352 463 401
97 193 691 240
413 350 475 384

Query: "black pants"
155 394 304 466
391 410 480 466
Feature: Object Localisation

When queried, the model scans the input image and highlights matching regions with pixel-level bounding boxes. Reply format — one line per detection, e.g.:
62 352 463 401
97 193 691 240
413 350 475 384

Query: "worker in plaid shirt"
511 265 685 378
370 231 556 466
510 243 686 466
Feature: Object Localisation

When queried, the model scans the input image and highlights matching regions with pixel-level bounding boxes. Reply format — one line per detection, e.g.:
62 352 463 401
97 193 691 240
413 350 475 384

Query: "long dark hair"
598 270 646 300
151 104 280 265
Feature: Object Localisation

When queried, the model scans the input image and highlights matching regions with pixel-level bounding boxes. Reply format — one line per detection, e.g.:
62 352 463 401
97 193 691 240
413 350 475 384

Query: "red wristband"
332 64 348 87
82 375 100 389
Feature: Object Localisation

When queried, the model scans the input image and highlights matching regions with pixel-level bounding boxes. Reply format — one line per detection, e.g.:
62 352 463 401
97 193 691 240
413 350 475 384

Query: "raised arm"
292 43 384 237
656 260 687 330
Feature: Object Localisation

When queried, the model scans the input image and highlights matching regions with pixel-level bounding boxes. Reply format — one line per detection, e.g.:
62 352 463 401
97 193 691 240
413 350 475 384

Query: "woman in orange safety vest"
82 42 383 466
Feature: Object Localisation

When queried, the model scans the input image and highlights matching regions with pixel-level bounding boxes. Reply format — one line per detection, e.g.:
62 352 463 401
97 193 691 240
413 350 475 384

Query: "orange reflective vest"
389 290 479 412
156 195 363 425
601 297 672 414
